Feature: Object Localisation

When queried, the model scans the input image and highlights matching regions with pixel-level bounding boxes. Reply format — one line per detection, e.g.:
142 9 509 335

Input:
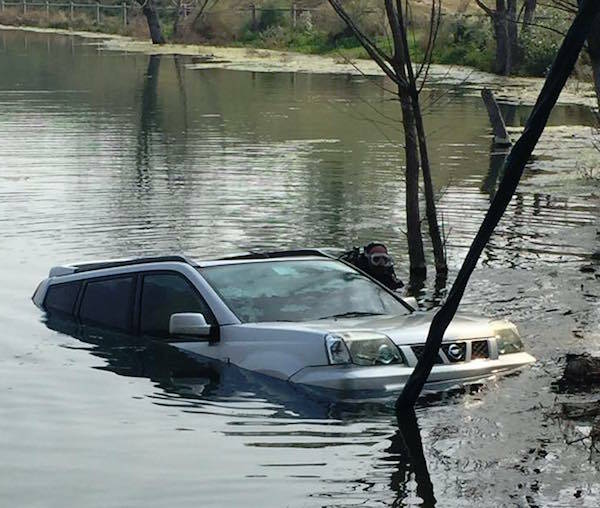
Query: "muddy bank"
1 23 598 109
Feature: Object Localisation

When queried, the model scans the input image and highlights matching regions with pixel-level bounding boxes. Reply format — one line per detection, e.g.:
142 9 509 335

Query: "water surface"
0 29 599 507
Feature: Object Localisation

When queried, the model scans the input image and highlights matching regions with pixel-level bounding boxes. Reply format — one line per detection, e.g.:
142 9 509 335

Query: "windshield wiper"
316 311 385 320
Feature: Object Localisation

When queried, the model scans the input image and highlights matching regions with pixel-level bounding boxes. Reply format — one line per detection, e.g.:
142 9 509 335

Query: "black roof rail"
72 255 196 273
217 249 334 261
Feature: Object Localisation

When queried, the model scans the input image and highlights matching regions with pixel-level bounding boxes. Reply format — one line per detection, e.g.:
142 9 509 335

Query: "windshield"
199 259 410 323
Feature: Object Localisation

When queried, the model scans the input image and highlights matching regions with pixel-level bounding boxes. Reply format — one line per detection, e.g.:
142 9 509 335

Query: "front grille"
471 340 490 359
411 345 444 365
441 342 467 363
410 340 490 364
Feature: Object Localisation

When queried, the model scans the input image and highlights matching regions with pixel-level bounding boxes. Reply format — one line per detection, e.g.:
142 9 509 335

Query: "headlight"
491 320 524 355
325 332 404 366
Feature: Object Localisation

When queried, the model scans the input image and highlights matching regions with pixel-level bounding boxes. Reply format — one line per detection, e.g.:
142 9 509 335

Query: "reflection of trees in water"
135 55 162 193
498 103 517 128
392 410 437 506
481 143 509 199
480 136 556 268
173 55 189 132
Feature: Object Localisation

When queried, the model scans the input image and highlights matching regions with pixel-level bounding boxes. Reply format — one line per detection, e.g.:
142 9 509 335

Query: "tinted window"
140 273 213 336
79 277 134 331
45 281 81 315
199 259 408 323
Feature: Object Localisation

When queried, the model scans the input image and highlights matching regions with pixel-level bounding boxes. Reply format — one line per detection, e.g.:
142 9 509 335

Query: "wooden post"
292 3 297 28
122 2 127 26
250 3 256 31
45 0 49 17
481 88 512 146
70 1 74 19
96 2 100 24
1 0 5 13
23 0 26 15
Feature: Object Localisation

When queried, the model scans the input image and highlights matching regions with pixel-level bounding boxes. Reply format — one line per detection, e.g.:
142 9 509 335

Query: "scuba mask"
367 252 394 268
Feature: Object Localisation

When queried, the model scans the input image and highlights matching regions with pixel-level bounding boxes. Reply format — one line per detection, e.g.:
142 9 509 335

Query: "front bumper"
288 352 536 392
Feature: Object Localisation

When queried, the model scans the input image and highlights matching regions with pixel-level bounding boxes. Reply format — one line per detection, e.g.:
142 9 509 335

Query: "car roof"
197 255 335 268
48 249 338 277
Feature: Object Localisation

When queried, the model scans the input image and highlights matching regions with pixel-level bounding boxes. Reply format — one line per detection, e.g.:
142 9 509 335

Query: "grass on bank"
193 3 567 77
0 2 569 78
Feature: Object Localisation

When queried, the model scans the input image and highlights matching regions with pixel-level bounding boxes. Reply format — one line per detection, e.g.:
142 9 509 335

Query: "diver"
340 242 404 291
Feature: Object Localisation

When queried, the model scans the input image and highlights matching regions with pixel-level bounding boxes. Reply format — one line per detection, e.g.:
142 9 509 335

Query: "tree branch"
475 0 495 17
416 0 442 92
328 0 401 85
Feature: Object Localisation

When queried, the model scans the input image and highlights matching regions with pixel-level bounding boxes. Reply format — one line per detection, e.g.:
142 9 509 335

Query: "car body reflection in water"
45 313 440 506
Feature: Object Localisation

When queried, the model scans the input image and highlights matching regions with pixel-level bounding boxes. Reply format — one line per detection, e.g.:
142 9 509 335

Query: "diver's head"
364 243 394 269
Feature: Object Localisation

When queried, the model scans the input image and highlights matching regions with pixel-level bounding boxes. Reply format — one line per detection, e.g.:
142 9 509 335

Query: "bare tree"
396 0 600 409
327 0 447 285
136 0 166 44
475 0 519 75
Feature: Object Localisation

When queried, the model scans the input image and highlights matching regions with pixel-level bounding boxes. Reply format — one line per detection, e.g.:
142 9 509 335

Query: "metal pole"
96 2 100 24
123 2 126 26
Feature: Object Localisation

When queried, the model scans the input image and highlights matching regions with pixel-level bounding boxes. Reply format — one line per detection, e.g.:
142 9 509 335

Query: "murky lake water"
0 29 599 507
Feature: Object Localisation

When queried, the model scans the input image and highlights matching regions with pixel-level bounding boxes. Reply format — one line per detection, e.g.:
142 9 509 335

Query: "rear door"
78 275 136 333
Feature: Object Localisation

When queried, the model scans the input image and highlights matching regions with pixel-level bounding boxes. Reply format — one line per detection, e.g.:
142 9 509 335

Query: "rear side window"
79 277 135 331
44 281 81 315
140 273 213 336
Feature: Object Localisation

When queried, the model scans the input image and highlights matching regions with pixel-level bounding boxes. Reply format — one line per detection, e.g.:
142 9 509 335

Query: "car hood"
299 311 495 345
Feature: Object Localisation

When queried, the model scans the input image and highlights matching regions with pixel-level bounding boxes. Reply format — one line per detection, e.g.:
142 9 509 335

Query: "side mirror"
169 313 212 337
403 296 419 310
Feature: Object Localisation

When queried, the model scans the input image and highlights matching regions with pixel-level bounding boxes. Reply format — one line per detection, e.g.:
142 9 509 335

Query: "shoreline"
1 23 598 109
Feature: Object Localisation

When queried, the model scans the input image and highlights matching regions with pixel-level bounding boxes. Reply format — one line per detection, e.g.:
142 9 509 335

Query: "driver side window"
140 273 214 337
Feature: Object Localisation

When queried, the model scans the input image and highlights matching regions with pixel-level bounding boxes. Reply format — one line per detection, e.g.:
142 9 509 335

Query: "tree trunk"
399 89 427 283
523 0 537 28
412 96 447 278
492 4 511 75
396 0 600 409
588 13 600 109
137 0 165 44
173 0 182 37
507 0 519 68
592 58 600 111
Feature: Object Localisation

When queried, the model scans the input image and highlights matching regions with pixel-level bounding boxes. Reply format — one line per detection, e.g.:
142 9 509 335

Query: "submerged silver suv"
32 251 535 394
